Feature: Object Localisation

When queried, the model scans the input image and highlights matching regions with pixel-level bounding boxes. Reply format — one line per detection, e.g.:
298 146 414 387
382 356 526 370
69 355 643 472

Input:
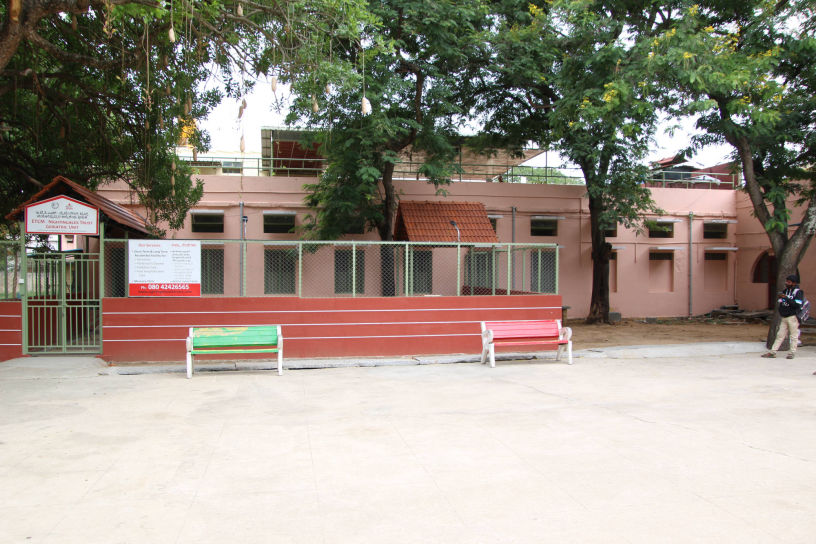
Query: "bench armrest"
560 326 572 342
481 328 494 343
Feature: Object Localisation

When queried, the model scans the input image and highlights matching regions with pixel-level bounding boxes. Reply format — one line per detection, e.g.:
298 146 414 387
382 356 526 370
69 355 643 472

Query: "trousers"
771 315 800 354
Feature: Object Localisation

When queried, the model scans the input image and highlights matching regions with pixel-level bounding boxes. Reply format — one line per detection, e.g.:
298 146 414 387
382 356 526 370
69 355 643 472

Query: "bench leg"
277 348 283 376
489 343 496 368
567 340 573 365
186 351 193 379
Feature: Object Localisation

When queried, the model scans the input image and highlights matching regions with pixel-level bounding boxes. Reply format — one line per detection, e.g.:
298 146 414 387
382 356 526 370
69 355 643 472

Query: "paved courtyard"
1 345 816 543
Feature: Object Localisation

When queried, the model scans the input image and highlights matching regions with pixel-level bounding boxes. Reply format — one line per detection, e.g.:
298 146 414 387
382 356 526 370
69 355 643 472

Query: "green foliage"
646 0 816 255
292 0 491 240
0 0 371 233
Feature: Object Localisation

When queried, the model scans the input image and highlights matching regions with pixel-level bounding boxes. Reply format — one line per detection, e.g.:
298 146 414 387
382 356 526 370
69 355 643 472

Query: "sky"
201 81 734 170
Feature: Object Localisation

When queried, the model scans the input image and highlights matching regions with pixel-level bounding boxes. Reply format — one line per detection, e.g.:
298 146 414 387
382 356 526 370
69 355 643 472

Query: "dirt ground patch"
566 318 772 349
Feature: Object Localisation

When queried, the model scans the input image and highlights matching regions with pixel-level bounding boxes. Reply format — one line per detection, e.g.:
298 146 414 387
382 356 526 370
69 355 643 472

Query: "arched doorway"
752 251 777 309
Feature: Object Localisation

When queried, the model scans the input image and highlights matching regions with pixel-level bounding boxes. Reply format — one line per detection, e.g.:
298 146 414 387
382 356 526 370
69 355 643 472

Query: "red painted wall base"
102 295 563 363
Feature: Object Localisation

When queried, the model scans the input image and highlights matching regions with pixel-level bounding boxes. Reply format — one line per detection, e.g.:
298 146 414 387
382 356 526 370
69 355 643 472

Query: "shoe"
787 353 795 359
761 352 776 358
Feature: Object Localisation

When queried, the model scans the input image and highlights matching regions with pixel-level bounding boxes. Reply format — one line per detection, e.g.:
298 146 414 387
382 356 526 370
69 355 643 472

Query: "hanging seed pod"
168 27 176 43
238 104 245 119
171 160 176 172
325 83 331 95
192 149 198 161
147 143 151 151
362 96 372 115
311 95 319 113
184 96 192 115
59 125 66 139
165 84 171 96
270 75 278 93
240 135 246 153
71 14 77 31
145 120 150 130
158 113 164 129
237 3 243 16
171 174 175 189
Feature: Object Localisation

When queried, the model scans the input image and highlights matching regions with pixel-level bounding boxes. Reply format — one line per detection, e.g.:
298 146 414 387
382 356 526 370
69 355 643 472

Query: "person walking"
762 274 805 359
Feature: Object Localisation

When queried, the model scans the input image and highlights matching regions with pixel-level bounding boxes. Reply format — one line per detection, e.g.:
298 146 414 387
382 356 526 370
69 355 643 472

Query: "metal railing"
102 239 560 298
180 155 740 188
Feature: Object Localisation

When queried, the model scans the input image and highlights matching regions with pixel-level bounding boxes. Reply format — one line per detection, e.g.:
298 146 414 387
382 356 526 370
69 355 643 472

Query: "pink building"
93 165 814 320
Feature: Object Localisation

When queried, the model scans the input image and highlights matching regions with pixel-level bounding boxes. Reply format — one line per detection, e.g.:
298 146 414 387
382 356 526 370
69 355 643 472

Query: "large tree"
474 0 668 323
648 0 816 345
0 0 369 232
288 0 490 295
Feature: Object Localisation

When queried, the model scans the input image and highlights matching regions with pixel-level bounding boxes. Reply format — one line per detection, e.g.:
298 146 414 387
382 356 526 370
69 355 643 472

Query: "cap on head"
786 274 799 283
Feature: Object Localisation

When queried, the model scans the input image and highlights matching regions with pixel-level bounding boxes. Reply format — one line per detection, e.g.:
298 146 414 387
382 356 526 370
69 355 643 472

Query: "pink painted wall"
96 175 775 319
734 191 816 311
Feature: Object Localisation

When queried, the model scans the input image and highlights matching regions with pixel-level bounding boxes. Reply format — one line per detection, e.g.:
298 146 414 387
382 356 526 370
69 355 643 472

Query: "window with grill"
411 250 433 294
466 251 494 289
264 248 297 294
201 247 224 294
703 223 728 239
334 249 365 294
647 221 674 238
108 245 126 297
530 249 557 293
191 213 224 233
604 224 618 238
221 160 243 174
531 218 558 236
264 213 296 234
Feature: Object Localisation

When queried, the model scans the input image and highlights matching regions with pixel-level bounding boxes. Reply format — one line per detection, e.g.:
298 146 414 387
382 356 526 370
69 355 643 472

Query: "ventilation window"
263 212 296 234
531 217 559 236
648 221 674 238
191 212 224 233
703 222 728 239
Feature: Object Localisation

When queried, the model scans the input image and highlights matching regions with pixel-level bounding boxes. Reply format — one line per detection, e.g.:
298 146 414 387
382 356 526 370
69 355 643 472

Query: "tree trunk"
586 194 611 324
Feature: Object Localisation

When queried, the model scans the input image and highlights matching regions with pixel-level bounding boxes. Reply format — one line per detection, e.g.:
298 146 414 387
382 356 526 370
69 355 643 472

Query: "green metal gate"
24 252 102 354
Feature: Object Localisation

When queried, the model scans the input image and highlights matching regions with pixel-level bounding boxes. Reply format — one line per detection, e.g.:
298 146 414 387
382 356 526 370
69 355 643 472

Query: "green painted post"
298 242 303 297
456 244 461 296
19 222 27 354
506 244 511 295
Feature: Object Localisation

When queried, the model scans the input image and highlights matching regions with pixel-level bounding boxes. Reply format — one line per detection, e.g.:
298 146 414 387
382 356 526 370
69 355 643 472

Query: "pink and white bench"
480 319 572 367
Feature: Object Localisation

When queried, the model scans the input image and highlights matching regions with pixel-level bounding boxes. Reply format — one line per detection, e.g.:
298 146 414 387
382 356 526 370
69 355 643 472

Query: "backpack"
798 297 810 323
794 288 810 323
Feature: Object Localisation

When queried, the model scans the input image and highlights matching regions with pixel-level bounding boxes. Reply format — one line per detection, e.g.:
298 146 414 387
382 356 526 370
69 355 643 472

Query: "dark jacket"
778 286 804 318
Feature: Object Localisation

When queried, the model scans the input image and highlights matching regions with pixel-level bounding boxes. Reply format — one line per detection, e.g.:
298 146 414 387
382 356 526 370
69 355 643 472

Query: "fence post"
456 243 461 296
19 223 27 354
298 242 303 297
351 242 357 297
506 244 512 295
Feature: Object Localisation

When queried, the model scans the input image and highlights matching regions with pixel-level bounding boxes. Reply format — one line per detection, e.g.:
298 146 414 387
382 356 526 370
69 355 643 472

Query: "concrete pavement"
1 342 815 543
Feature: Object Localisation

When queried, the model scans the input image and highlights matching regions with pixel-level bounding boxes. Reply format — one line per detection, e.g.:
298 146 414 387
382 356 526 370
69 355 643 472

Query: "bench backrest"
191 326 278 349
484 320 561 340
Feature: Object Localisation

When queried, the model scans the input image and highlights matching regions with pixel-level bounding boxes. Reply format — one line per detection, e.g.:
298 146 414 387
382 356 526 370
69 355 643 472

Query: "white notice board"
128 240 201 296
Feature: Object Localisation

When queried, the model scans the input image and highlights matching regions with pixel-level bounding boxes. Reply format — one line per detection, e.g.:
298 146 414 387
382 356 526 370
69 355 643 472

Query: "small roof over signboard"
6 176 150 237
394 201 498 243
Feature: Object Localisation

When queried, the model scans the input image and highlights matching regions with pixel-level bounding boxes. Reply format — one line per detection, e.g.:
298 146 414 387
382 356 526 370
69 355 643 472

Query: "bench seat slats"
481 319 572 367
186 325 283 378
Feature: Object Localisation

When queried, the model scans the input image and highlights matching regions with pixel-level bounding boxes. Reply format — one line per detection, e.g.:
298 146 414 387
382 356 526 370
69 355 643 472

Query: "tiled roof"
394 201 498 243
6 176 151 236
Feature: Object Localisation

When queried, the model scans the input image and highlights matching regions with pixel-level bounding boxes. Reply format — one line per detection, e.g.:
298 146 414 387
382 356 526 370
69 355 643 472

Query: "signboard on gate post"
128 240 201 297
25 195 99 235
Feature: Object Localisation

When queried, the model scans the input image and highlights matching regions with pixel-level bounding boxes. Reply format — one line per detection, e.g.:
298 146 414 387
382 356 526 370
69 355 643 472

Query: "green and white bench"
185 325 283 378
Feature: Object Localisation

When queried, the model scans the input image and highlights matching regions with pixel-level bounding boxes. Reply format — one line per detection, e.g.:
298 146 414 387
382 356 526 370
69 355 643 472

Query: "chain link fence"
102 240 559 298
0 241 22 300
